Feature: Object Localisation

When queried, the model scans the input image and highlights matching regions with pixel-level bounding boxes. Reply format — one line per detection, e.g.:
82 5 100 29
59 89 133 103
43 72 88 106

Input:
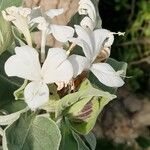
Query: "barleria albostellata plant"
0 0 127 149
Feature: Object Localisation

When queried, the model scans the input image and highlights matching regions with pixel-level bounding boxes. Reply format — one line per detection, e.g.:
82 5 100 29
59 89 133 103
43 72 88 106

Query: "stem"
23 28 32 47
41 30 47 63
66 43 76 55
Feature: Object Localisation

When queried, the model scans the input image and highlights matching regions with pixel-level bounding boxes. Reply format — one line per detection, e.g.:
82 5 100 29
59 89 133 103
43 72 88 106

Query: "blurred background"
94 0 150 149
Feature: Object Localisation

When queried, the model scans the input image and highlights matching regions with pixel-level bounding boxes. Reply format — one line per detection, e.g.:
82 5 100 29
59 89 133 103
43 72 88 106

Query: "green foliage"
68 96 112 135
136 136 150 149
56 79 116 118
4 114 61 150
0 0 23 54
0 15 13 55
0 51 24 112
84 132 97 150
110 0 150 92
0 107 28 125
59 119 96 150
0 0 22 10
63 79 116 135
0 0 128 149
60 120 78 150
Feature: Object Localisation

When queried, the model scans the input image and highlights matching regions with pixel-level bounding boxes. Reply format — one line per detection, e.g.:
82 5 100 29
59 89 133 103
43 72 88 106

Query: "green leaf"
59 119 78 150
3 114 61 150
12 26 26 47
0 0 23 54
69 96 112 135
1 100 27 114
0 14 13 55
0 0 22 11
72 131 90 150
14 80 28 100
56 79 116 117
136 136 150 149
89 58 128 94
0 52 23 111
84 132 96 150
41 84 60 112
0 107 28 125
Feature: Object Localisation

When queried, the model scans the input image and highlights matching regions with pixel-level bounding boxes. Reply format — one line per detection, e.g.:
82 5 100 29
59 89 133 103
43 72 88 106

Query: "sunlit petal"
93 29 114 61
42 48 73 84
90 63 124 87
5 46 41 81
78 0 96 21
46 8 64 19
50 25 74 42
68 54 90 77
69 38 92 60
24 82 49 110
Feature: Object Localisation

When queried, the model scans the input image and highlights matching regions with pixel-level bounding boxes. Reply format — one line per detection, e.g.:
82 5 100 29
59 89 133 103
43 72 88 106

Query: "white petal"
24 82 49 110
93 29 114 60
75 25 93 52
80 16 95 31
90 63 124 87
78 0 96 21
18 7 31 17
42 48 73 84
46 8 64 19
31 17 48 31
50 25 74 42
5 46 41 81
68 54 90 77
69 38 92 60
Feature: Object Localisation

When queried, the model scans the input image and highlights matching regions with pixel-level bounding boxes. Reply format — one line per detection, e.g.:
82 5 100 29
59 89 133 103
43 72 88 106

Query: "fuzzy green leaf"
84 132 96 150
0 14 13 55
72 131 90 150
3 114 61 150
59 120 78 150
0 107 28 125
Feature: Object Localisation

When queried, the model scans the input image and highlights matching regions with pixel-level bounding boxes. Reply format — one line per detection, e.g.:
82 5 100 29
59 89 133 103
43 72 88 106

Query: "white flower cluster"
3 0 124 110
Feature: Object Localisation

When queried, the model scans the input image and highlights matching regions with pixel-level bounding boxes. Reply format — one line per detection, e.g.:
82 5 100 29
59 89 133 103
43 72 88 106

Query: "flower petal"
78 0 96 22
75 25 93 51
31 16 48 31
68 54 90 77
42 48 73 84
46 8 64 19
93 29 114 60
5 46 41 81
24 82 49 110
69 37 92 60
90 63 124 87
50 25 74 42
80 16 95 31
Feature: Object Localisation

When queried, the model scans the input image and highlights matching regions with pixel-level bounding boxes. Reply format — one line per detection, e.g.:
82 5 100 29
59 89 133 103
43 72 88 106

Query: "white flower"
5 46 73 110
78 0 96 22
31 8 74 43
68 25 124 87
2 6 32 46
31 8 74 62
